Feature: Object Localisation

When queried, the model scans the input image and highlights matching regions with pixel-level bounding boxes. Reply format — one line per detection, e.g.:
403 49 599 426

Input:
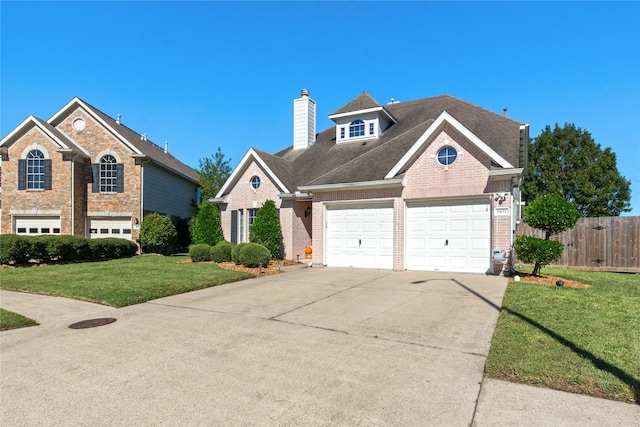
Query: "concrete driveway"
0 268 513 425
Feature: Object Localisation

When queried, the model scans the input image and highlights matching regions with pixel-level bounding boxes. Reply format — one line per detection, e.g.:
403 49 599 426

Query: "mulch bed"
510 271 592 288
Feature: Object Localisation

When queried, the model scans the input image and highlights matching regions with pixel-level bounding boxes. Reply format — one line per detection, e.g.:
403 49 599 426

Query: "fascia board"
298 178 404 192
329 106 385 120
488 168 524 179
49 98 144 156
385 111 514 179
215 148 290 198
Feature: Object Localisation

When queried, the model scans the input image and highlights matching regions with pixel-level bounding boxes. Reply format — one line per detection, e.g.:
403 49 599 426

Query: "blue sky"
2 1 639 214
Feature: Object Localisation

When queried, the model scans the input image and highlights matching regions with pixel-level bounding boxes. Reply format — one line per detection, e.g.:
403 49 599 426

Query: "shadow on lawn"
450 278 640 404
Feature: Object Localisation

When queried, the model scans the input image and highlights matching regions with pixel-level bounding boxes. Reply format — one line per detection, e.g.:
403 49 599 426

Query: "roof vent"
164 141 168 154
141 133 147 141
116 114 121 125
503 108 508 117
301 88 309 97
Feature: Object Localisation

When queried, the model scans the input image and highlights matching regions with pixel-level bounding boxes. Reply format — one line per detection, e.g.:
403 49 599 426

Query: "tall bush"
191 200 224 246
515 194 580 276
249 199 282 259
140 213 178 255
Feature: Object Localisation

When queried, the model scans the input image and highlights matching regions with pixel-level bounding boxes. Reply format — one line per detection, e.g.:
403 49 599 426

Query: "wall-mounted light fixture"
134 218 139 225
304 206 312 218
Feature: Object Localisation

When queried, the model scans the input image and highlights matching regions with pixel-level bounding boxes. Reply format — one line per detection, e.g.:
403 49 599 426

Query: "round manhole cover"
69 318 117 329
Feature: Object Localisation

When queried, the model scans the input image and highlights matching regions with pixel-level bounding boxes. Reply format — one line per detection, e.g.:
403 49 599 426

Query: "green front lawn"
486 268 640 403
0 254 254 307
0 309 39 331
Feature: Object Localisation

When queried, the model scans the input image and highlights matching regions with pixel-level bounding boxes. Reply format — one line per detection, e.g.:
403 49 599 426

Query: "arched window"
100 155 118 192
26 150 46 189
349 120 365 138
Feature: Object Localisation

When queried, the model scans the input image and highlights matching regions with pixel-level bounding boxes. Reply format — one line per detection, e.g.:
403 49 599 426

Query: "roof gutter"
278 192 312 200
488 168 524 184
298 178 404 192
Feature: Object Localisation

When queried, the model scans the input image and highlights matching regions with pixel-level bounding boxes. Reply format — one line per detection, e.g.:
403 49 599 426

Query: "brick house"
214 90 528 274
0 97 199 244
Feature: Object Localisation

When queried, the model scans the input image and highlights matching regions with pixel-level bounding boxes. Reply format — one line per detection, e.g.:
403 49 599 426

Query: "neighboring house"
0 97 199 245
214 89 528 274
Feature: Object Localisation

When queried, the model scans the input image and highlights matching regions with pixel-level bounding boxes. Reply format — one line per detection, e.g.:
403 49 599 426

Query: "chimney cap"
301 88 309 97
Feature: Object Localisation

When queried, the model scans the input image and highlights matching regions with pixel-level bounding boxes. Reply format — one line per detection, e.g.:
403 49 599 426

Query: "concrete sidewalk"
1 269 638 426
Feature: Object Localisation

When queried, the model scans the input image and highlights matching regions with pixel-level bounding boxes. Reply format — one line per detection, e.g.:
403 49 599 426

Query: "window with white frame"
26 150 45 189
349 120 365 138
248 208 257 231
100 155 118 192
369 122 374 135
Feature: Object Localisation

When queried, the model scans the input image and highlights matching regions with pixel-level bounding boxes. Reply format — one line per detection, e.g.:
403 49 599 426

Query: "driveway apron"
1 268 507 426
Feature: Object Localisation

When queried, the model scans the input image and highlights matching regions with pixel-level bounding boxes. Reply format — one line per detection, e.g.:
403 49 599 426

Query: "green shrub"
514 236 564 273
524 194 580 239
189 244 212 262
191 200 224 246
0 234 31 264
140 213 178 255
238 242 271 268
28 236 49 262
231 242 249 264
210 241 234 263
95 238 138 259
249 199 282 259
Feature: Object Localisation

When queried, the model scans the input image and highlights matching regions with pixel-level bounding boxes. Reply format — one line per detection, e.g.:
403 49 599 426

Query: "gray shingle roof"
272 94 524 189
78 99 199 183
329 91 382 116
33 117 89 157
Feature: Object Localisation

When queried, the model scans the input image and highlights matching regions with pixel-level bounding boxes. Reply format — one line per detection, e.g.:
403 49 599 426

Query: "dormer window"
349 120 365 138
369 123 374 135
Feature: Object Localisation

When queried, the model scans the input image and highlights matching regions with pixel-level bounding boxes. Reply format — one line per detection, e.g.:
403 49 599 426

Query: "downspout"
71 156 75 235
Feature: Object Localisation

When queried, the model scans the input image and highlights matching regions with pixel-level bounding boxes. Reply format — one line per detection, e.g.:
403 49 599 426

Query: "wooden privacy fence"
515 216 640 273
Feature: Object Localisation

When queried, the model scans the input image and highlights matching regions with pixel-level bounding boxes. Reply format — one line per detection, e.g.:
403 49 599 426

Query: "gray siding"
143 162 198 219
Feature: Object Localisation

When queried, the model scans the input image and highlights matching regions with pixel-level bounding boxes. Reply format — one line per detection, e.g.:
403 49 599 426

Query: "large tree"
522 123 631 217
197 147 232 201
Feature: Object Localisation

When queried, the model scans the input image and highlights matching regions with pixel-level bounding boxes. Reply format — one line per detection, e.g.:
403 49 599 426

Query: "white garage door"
326 204 394 269
406 200 491 273
88 218 132 239
15 217 61 235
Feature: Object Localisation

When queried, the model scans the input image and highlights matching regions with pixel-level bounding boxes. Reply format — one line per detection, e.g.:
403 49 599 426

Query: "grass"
0 308 39 331
486 267 640 404
0 254 255 307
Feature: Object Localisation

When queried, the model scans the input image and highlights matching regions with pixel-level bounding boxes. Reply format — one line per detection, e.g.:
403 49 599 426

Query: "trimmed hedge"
231 242 249 264
237 243 271 268
189 244 212 262
0 234 138 265
210 241 234 263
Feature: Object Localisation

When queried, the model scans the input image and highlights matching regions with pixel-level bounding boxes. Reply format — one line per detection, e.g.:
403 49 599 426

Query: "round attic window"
437 146 457 166
251 176 261 189
72 118 86 132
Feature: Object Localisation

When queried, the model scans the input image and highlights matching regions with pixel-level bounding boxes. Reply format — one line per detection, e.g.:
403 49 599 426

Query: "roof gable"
48 97 198 183
385 110 514 179
215 148 291 198
329 92 382 116
0 116 90 158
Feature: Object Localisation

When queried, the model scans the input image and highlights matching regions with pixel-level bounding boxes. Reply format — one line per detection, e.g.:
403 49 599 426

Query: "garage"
88 218 132 239
406 200 491 273
14 217 61 235
325 204 394 269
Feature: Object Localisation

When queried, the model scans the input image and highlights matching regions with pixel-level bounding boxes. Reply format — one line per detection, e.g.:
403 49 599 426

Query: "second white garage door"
88 218 133 239
325 204 393 269
406 200 491 273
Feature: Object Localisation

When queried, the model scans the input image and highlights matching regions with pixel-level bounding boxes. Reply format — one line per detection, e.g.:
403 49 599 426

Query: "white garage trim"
405 198 491 273
325 203 394 269
88 218 133 239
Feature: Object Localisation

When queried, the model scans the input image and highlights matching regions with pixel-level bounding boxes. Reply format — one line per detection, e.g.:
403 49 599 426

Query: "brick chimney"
293 89 316 150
